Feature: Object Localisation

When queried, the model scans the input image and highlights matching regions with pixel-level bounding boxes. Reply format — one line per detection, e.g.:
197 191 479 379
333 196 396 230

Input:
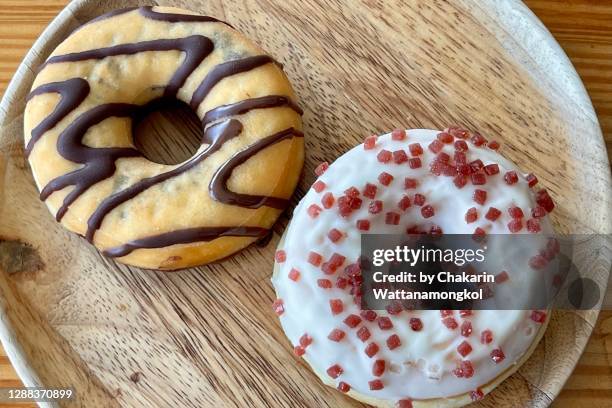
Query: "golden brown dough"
24 6 304 270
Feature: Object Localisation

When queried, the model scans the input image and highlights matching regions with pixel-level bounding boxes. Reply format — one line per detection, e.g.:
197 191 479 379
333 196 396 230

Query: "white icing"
272 129 552 402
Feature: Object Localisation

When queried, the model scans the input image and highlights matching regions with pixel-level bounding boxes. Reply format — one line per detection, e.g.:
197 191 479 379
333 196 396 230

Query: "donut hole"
133 99 202 165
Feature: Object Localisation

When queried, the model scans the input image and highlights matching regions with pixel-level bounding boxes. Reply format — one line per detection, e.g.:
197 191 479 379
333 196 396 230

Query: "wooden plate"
0 0 610 407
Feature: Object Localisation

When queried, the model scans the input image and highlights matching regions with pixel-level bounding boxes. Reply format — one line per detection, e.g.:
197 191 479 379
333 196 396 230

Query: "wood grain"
0 1 609 407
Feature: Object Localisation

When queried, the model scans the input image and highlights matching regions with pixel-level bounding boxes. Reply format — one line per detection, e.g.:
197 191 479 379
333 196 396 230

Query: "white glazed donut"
272 127 557 407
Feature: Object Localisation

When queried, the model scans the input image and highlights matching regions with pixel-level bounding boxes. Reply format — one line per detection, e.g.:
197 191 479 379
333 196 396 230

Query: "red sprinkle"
508 206 524 219
526 173 538 187
457 163 471 175
440 310 452 317
363 183 378 199
473 227 486 241
530 310 547 323
392 129 406 140
461 320 473 337
414 193 426 206
527 218 541 233
469 159 484 172
393 150 409 164
470 389 484 401
536 189 555 212
337 382 350 393
293 345 305 356
508 219 523 233
454 151 467 164
365 342 380 358
408 157 422 169
356 219 370 231
471 172 486 185
288 268 300 282
329 253 346 268
357 326 371 342
328 228 344 243
428 139 444 153
272 299 284 316
312 180 326 193
328 328 346 342
465 207 478 223
385 211 401 225
471 132 487 146
491 348 505 363
387 334 401 350
473 189 487 205
399 400 413 408
409 143 423 156
378 171 394 186
275 250 286 263
437 132 453 143
437 152 451 163
344 314 362 328
327 364 343 379
453 174 468 189
321 192 335 209
488 140 500 150
317 279 332 289
454 140 468 152
345 186 360 198
457 341 473 357
404 177 418 189
529 254 548 270
308 251 323 266
369 200 383 214
496 270 509 283
410 317 423 331
453 360 475 378
330 299 343 315
377 149 392 163
308 204 322 218
421 205 435 218
398 195 412 211
459 309 473 317
361 310 377 321
364 135 377 150
504 170 519 185
300 333 313 347
368 379 384 391
484 164 500 175
315 162 329 176
378 317 394 330
532 206 546 218
373 359 386 376
485 207 502 221
481 329 493 344
442 317 458 330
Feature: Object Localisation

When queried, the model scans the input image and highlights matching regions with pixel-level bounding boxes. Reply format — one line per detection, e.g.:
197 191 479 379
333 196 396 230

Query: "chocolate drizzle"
202 95 303 124
103 226 268 258
28 8 303 259
190 55 275 109
39 103 142 221
43 35 214 98
25 78 90 156
85 119 243 242
210 127 304 209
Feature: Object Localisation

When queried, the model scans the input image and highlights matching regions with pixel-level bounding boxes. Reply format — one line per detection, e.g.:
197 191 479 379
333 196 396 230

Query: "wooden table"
0 1 609 407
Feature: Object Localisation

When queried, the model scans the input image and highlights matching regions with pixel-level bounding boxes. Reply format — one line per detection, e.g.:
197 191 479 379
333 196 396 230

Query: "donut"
24 6 304 270
272 128 557 406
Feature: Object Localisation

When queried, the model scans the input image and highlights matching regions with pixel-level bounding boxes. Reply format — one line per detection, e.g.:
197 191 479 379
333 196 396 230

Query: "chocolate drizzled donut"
24 6 304 269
